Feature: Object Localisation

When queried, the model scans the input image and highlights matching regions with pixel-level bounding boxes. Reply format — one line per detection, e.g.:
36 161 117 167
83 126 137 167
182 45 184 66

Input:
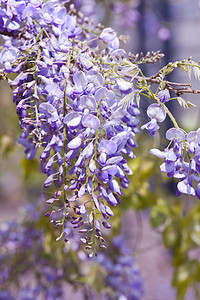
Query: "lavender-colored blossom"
97 243 143 300
150 125 200 199
58 32 72 52
142 103 166 136
98 140 118 155
0 46 18 72
68 136 82 150
150 148 167 158
147 103 166 122
79 95 97 111
82 114 100 130
100 27 117 42
177 179 195 196
166 128 185 141
63 112 82 129
108 36 119 50
116 78 133 93
157 89 170 103
95 87 115 106
99 27 119 50
81 142 94 159
89 158 96 173
0 47 18 63
18 136 37 159
187 129 200 143
141 118 159 136
108 177 122 195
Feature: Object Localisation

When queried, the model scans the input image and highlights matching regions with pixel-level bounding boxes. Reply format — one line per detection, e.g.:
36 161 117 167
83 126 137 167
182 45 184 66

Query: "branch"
166 85 200 95
122 72 200 95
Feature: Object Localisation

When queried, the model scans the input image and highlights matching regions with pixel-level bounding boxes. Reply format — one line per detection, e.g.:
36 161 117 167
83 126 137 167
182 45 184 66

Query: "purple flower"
187 130 200 143
81 142 94 159
98 140 118 155
141 103 166 136
1 0 145 248
141 118 159 136
157 89 170 103
166 128 185 141
100 27 119 49
195 183 200 200
108 37 119 50
108 177 123 195
147 103 166 122
18 136 37 160
116 78 133 93
0 47 18 72
68 136 82 150
7 20 20 31
95 87 115 106
100 27 117 42
101 187 118 206
63 112 82 129
177 179 195 196
39 102 61 128
82 114 100 130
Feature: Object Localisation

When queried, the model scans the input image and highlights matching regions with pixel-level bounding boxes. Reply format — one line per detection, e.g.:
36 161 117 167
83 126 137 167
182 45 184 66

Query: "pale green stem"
33 49 42 144
78 24 99 35
161 103 180 129
61 80 68 235
61 51 71 235
139 69 180 129
90 103 101 253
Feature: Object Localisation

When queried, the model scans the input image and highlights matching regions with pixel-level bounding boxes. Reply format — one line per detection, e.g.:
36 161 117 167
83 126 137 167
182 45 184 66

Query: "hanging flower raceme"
0 0 142 254
150 127 200 199
1 0 200 259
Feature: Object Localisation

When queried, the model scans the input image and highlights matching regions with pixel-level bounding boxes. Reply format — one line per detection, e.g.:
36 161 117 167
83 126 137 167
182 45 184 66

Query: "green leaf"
160 80 166 90
0 134 15 156
118 91 137 110
173 260 200 300
186 100 196 108
135 92 140 107
163 64 175 75
177 96 187 108
193 66 200 80
173 265 189 300
150 203 169 228
131 66 139 80
163 223 179 248
186 65 192 79
21 156 40 180
190 220 200 247
176 97 195 109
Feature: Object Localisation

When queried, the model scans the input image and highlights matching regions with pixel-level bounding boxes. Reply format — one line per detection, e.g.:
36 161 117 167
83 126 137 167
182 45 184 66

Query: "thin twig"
121 72 200 95
167 86 200 95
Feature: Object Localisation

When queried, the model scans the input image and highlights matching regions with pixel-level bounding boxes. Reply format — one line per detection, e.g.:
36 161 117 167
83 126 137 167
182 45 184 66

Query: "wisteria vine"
1 0 200 256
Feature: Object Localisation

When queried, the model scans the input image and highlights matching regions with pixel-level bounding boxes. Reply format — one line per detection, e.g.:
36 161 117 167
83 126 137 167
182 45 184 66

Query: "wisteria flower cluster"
97 235 143 300
0 203 143 300
1 0 200 257
150 127 200 199
0 215 63 300
0 0 141 254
